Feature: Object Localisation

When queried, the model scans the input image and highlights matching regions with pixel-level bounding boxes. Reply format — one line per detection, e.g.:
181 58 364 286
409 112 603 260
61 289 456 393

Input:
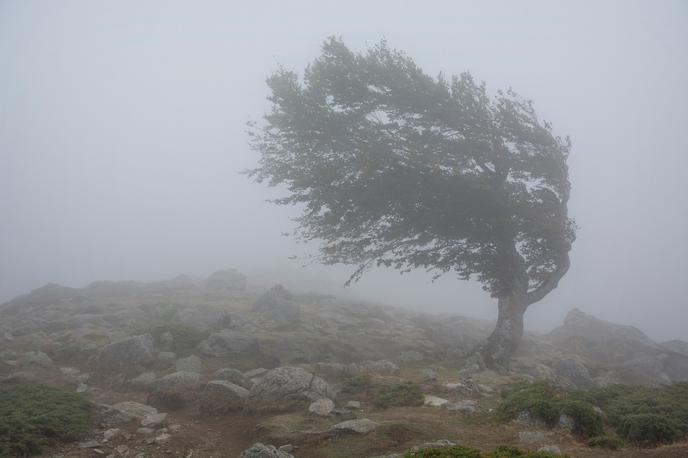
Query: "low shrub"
375 381 424 408
497 382 603 438
0 384 93 457
587 435 624 450
618 414 682 447
341 374 372 394
402 444 569 458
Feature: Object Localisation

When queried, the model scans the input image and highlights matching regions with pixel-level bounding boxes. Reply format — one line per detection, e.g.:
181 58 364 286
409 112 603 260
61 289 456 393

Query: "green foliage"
375 381 424 408
341 374 372 394
587 435 624 450
402 445 569 458
497 382 603 438
618 414 682 447
572 382 688 446
0 384 93 457
249 37 574 299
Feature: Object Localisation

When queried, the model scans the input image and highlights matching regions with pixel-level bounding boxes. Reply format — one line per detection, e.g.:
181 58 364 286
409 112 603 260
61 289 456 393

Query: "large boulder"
200 380 249 412
248 366 335 403
553 356 593 388
98 334 156 372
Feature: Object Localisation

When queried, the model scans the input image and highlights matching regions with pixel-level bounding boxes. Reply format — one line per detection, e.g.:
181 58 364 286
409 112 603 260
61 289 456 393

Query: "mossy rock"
0 383 93 457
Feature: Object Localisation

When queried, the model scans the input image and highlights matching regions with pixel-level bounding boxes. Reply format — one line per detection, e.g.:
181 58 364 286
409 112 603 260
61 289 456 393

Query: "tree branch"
525 252 570 305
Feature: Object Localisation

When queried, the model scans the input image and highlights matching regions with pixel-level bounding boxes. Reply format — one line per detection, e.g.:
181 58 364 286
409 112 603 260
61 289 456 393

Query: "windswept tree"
249 38 575 370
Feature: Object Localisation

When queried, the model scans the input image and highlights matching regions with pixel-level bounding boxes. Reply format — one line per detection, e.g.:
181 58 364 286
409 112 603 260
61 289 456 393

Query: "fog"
1 1 686 341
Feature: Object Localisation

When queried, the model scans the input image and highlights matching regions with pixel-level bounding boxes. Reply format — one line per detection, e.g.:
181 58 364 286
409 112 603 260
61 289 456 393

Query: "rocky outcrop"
239 443 294 458
198 329 259 358
248 366 335 403
97 334 156 372
252 285 301 328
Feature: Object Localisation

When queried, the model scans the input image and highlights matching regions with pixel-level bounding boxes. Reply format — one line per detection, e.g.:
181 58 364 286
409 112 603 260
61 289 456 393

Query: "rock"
79 440 101 449
553 356 593 388
346 400 361 410
175 355 203 373
214 367 250 388
155 371 202 390
154 432 171 444
200 380 249 412
424 395 450 407
331 407 356 420
21 351 53 367
115 445 129 454
538 445 562 455
248 366 335 402
76 382 88 393
278 444 294 453
409 440 456 452
252 285 301 327
206 268 247 291
239 442 294 458
159 331 174 352
557 413 575 431
98 334 156 371
141 413 168 427
157 351 176 364
515 410 548 428
518 431 547 444
111 401 158 419
308 398 334 416
136 427 155 435
421 368 437 381
96 403 136 427
244 368 268 379
360 360 399 374
444 399 478 414
128 371 157 389
198 329 258 358
329 418 379 435
103 428 120 441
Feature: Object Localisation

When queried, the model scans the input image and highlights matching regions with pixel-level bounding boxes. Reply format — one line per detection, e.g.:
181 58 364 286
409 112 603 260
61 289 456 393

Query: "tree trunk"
481 293 528 371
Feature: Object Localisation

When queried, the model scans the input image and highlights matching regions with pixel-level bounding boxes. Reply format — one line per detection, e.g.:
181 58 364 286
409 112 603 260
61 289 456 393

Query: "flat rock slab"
111 401 158 419
424 395 450 407
329 418 379 435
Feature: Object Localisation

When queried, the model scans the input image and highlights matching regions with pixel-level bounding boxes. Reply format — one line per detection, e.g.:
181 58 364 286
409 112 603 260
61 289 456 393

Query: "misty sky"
1 1 687 341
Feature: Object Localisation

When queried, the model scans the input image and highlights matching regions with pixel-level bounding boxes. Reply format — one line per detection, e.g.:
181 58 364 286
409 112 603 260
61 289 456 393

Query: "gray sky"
1 0 687 341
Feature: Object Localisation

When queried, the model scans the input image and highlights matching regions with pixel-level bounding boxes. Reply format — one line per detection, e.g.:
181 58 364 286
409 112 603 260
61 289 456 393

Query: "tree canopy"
249 37 575 304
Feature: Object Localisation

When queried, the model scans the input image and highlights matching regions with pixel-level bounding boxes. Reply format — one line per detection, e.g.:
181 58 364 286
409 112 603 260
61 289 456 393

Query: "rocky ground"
1 269 687 457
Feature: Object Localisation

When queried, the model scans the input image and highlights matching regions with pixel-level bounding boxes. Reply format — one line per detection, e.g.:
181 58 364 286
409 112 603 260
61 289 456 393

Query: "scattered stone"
329 419 379 435
554 356 593 388
518 431 547 444
141 412 168 427
76 382 88 393
111 401 158 419
136 427 155 435
515 410 548 428
248 366 335 402
198 329 259 358
79 440 101 448
103 428 120 441
175 355 204 373
308 398 334 416
244 368 268 379
423 395 450 407
346 400 361 410
154 432 171 444
444 399 478 414
115 445 129 454
278 445 294 453
239 442 294 458
410 440 456 452
155 371 201 390
332 408 356 420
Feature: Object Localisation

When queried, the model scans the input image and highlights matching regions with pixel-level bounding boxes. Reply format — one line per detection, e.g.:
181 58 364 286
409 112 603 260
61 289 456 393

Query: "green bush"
0 384 93 457
402 444 569 458
587 435 624 450
572 382 688 446
341 374 372 394
497 382 603 438
618 414 682 447
375 381 424 408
